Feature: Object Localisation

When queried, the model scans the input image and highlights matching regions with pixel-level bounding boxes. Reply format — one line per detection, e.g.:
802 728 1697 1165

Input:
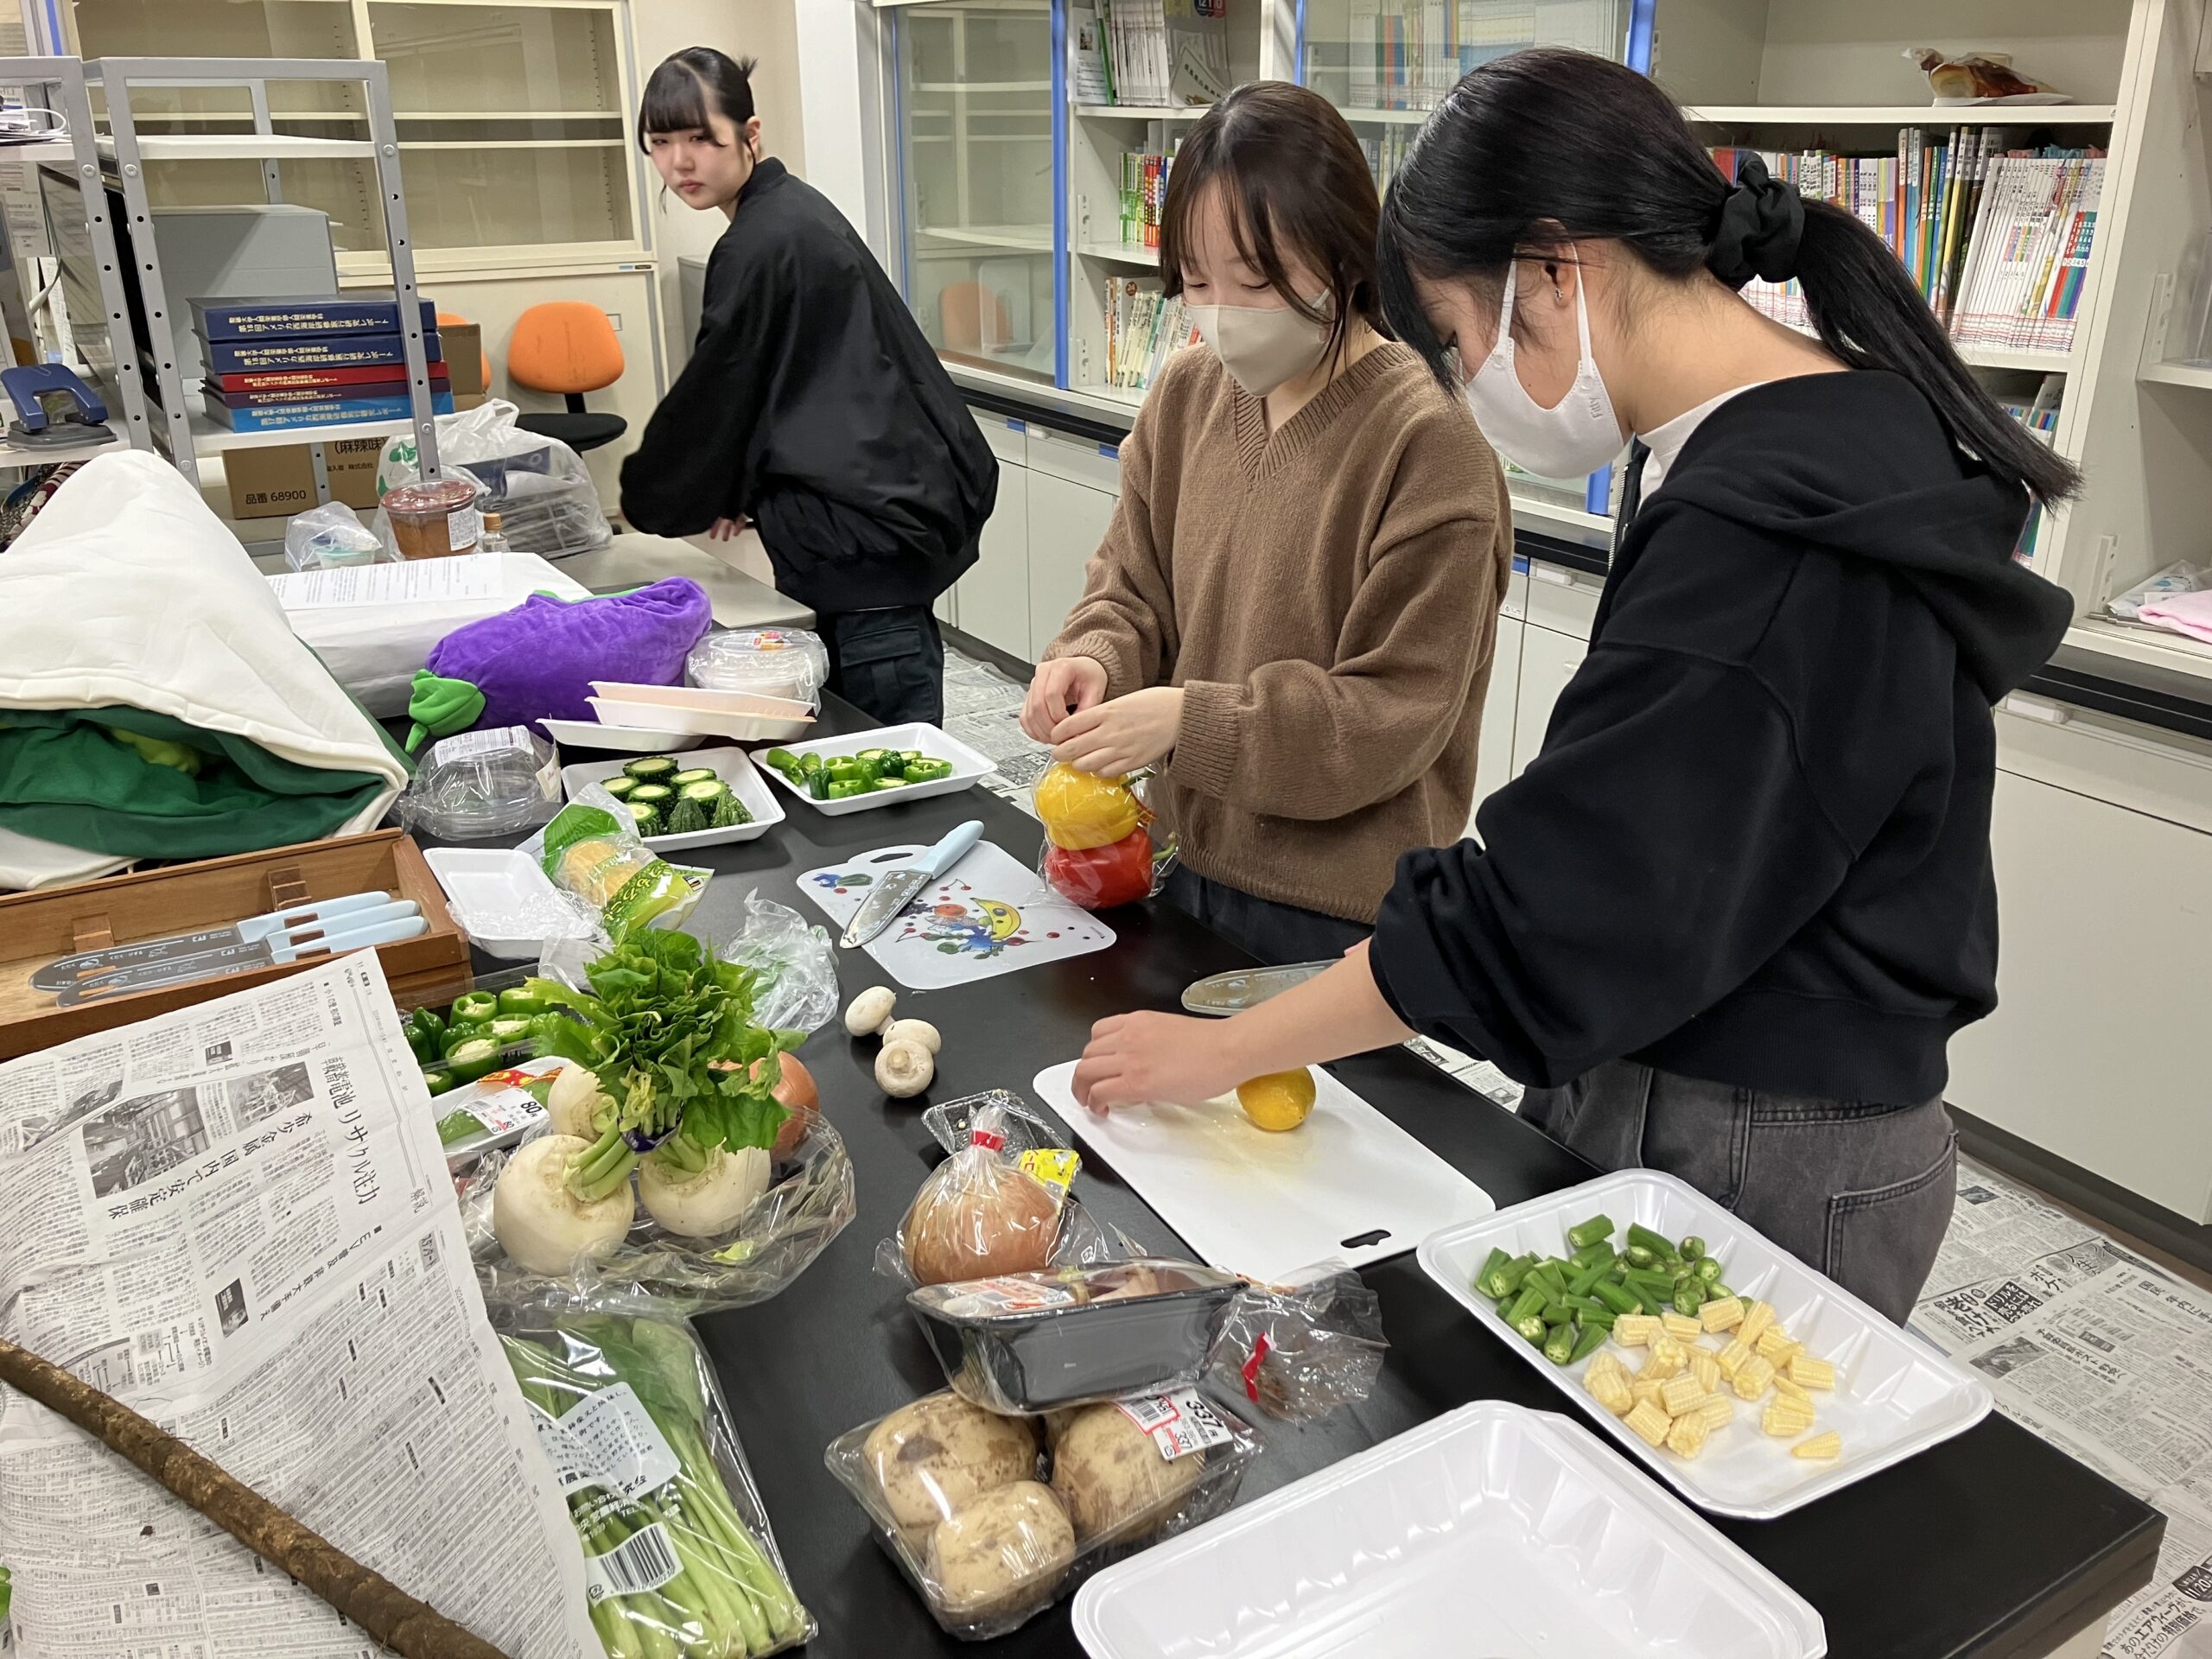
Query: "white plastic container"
559 747 785 853
750 723 995 816
588 682 813 743
539 715 702 753
420 847 597 959
1071 1402 1827 1659
1418 1169 1993 1518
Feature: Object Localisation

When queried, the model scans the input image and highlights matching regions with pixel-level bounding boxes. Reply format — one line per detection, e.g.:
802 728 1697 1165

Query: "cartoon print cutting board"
797 839 1116 989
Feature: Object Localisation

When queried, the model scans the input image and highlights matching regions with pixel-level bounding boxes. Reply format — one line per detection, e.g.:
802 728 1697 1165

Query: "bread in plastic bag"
824 1386 1258 1640
1033 765 1177 910
899 1100 1068 1286
376 398 611 558
395 723 563 840
489 1284 813 1656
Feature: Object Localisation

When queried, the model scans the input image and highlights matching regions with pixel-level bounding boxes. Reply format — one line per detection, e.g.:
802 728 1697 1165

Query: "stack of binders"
194 296 452 433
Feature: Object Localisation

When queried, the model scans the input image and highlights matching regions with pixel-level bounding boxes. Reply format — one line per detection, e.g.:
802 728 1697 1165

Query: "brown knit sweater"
1045 340 1512 924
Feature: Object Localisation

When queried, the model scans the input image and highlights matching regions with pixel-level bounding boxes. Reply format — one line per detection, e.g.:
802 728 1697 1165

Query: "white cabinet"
1026 471 1116 653
1471 610 1523 833
1512 625 1587 780
954 410 1034 658
1948 772 2212 1224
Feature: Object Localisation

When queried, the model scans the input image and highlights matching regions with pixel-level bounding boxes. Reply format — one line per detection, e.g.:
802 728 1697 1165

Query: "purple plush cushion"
426 576 712 734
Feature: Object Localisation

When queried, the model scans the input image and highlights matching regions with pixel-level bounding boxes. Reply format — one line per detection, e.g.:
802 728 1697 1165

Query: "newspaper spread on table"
1911 1165 2212 1659
0 950 597 1659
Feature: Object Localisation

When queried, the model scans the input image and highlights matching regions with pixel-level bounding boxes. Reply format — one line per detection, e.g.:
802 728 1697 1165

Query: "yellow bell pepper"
1033 762 1144 849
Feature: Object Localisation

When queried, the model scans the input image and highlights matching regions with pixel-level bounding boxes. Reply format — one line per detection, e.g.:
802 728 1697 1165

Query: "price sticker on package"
1116 1389 1234 1461
1017 1147 1081 1200
536 1382 681 1500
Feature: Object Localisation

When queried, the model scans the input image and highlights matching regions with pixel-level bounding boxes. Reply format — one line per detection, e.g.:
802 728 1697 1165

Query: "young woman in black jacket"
619 48 996 723
1070 48 2077 1320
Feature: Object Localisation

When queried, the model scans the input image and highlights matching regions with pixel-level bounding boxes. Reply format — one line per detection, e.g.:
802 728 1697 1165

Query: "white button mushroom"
882 1018 942 1054
844 985 898 1038
876 1038 936 1098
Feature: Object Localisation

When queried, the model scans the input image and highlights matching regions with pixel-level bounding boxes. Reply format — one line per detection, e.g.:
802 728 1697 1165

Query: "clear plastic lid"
396 724 563 840
687 627 830 706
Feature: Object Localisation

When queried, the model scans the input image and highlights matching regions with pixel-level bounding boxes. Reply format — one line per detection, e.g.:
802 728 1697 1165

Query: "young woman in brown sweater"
1020 81 1512 964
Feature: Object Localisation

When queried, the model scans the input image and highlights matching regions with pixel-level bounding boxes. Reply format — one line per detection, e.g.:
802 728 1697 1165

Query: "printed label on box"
431 725 531 766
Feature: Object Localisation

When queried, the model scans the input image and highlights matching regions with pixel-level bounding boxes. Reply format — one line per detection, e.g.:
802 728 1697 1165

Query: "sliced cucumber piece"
601 775 640 801
625 800 661 832
628 782 675 804
677 778 728 804
669 768 718 788
623 756 678 781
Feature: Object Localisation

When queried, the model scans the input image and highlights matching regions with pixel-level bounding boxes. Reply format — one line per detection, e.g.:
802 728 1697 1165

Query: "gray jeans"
1522 1060 1957 1324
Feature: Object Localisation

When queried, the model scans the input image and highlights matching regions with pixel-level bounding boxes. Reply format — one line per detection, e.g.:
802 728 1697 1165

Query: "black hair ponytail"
638 47 758 151
1377 46 2080 504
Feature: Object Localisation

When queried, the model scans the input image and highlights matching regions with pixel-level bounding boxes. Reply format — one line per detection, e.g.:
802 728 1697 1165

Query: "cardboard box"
442 321 488 410
225 435 387 520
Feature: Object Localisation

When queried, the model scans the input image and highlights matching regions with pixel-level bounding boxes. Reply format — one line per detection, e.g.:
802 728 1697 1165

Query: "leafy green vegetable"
524 931 798 1203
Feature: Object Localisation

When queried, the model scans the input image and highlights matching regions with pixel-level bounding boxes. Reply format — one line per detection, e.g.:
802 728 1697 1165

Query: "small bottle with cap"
477 511 511 554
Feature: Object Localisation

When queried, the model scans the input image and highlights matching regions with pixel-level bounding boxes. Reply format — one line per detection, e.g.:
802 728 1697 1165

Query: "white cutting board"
798 840 1116 990
1033 1061 1494 1281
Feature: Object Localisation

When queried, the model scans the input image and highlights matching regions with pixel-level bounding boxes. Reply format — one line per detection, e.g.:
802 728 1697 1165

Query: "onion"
751 1053 820 1158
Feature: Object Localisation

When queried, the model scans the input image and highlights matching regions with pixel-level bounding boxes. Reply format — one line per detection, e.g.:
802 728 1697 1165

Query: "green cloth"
0 706 392 859
404 670 486 753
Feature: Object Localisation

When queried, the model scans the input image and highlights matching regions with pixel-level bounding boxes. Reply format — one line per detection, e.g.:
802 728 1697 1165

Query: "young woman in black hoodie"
1070 48 2077 1320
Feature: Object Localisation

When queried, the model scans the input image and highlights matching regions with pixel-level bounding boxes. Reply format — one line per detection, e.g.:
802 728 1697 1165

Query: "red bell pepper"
1043 826 1156 909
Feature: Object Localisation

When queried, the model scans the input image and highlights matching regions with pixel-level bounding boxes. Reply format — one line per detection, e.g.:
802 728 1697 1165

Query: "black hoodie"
1370 372 2073 1103
620 160 995 613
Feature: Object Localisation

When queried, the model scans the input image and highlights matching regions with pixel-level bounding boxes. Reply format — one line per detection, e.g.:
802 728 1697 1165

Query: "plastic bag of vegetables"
823 1386 1259 1640
459 928 856 1313
493 1287 812 1657
521 782 711 943
1031 764 1177 911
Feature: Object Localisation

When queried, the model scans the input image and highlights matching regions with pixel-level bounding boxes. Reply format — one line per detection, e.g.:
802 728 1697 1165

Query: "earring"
1554 285 1567 302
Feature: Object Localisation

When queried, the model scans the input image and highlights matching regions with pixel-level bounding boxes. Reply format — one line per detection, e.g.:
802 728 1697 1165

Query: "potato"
862 1394 1038 1532
925 1481 1076 1624
1049 1402 1205 1544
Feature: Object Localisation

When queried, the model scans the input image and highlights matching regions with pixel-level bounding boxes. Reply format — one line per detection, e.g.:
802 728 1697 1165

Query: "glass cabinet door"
891 0 1058 384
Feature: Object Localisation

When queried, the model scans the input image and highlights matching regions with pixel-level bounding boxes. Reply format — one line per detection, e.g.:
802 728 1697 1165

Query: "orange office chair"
506 301 627 452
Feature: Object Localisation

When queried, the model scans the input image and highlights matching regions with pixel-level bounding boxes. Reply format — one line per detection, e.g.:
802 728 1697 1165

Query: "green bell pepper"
448 991 499 1027
825 779 870 799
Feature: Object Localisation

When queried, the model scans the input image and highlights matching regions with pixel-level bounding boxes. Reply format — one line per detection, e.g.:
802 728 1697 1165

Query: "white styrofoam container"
749 723 994 816
1418 1169 1993 1518
559 747 785 852
540 716 702 753
420 848 597 959
587 683 811 743
1072 1402 1827 1659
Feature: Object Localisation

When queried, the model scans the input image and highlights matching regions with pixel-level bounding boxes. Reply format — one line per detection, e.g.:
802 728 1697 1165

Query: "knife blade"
54 912 430 1006
1180 961 1335 1016
841 820 986 949
31 890 397 992
60 901 422 993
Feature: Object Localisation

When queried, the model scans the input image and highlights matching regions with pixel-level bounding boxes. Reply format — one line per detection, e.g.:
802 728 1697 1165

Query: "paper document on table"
0 951 597 1659
267 551 507 610
1910 1165 2212 1659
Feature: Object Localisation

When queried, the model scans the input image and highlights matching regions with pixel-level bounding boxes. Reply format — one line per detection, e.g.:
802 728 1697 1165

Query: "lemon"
1236 1069 1317 1133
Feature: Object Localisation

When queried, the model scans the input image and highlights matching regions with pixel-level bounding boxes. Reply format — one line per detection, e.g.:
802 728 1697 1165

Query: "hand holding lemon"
1235 1068 1317 1133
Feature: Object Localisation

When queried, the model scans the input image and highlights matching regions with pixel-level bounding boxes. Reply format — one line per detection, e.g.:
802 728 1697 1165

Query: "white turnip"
493 1135 634 1274
637 1144 771 1237
544 1063 610 1141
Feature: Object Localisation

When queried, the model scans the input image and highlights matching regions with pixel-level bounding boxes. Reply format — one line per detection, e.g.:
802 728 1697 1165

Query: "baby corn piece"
1624 1400 1673 1448
1757 1327 1802 1366
1586 1350 1627 1385
1659 1373 1707 1416
1666 1412 1711 1459
1732 1353 1777 1400
1771 1374 1814 1408
1793 1431 1842 1459
1588 1367 1636 1416
1614 1313 1662 1348
1660 1312 1704 1342
1688 1349 1721 1394
1639 1345 1686 1383
1714 1338 1753 1381
1763 1400 1815 1437
1695 1395 1736 1433
1699 1294 1745 1333
1630 1377 1667 1409
1788 1353 1837 1390
1738 1300 1777 1346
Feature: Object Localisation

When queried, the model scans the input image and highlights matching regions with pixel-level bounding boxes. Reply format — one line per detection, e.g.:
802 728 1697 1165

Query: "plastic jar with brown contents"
385 476 482 559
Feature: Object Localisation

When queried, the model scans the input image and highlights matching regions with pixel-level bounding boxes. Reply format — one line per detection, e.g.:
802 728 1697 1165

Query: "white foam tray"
1072 1402 1827 1659
588 681 811 742
1418 1169 1993 1518
420 847 597 959
749 722 993 816
559 747 785 853
541 715 702 753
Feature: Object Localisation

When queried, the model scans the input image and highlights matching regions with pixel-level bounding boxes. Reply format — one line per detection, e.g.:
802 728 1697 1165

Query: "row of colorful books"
1715 134 2105 358
1102 277 1199 391
1071 0 1230 110
2005 375 2064 566
190 296 453 433
1120 146 1174 250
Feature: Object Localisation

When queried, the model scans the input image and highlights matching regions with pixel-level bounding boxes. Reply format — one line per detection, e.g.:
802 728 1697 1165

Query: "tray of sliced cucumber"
558 747 785 852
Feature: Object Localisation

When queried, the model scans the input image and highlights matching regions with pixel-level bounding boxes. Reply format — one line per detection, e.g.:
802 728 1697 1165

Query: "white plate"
749 722 994 815
540 716 702 753
587 696 811 743
1073 1402 1827 1659
420 847 597 959
1033 1060 1493 1281
1417 1169 1993 1518
590 681 812 720
560 747 785 852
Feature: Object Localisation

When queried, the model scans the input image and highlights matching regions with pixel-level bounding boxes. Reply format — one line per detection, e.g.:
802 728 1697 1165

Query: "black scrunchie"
1706 154 1804 289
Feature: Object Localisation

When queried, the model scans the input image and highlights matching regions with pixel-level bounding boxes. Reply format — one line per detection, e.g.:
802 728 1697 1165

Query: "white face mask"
1188 292 1332 399
1459 262 1625 480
